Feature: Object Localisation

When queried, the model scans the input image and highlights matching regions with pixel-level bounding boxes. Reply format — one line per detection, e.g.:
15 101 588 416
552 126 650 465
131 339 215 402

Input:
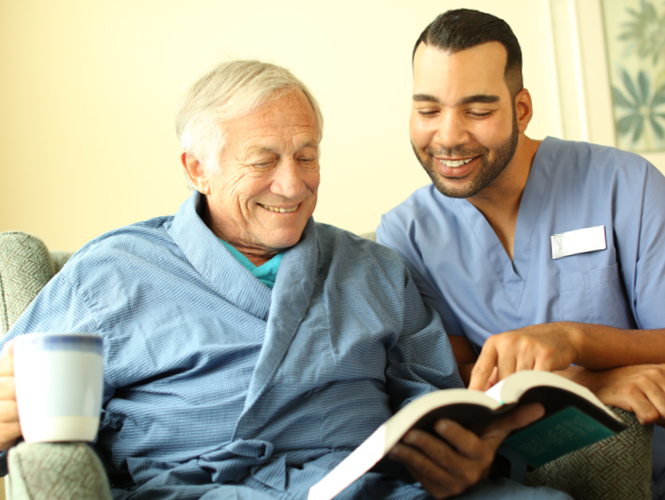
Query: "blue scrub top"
378 137 665 348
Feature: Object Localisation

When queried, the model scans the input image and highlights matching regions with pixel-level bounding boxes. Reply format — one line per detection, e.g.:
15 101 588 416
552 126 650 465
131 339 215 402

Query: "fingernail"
435 420 448 434
403 431 416 444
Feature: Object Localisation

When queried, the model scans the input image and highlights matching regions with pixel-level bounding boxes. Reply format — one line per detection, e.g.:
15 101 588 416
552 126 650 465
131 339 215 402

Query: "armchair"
0 230 654 499
0 232 111 500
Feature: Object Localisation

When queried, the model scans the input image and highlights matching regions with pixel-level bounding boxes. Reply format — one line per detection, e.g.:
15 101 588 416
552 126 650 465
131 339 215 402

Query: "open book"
308 370 626 500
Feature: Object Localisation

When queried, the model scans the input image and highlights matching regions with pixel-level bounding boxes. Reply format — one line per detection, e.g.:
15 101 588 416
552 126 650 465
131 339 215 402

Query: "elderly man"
0 60 570 499
377 9 665 498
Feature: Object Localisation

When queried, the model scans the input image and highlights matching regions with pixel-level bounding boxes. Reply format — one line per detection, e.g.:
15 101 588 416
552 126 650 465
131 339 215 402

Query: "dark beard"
413 111 519 199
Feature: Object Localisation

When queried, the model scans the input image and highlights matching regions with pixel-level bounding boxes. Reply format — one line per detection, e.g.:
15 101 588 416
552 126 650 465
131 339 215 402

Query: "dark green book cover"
504 406 617 467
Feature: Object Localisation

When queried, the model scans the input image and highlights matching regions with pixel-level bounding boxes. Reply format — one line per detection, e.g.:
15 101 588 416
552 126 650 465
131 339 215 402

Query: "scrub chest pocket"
558 262 635 328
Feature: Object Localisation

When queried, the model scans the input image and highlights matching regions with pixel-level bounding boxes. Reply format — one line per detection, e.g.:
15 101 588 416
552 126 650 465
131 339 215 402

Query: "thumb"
2 341 14 357
0 341 15 376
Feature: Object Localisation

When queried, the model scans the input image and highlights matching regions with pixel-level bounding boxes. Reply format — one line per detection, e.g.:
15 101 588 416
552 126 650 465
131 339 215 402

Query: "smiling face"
183 89 320 264
410 42 521 199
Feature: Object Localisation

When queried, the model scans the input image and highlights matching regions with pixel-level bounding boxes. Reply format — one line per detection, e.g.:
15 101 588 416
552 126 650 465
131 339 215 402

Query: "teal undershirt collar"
220 239 283 289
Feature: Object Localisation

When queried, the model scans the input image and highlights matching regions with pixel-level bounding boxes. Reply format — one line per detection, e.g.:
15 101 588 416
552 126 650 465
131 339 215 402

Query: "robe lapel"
239 219 319 416
171 195 319 437
168 193 272 321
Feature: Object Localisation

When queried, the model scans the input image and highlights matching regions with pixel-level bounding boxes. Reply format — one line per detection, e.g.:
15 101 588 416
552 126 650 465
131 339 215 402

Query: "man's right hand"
0 343 21 451
468 323 580 391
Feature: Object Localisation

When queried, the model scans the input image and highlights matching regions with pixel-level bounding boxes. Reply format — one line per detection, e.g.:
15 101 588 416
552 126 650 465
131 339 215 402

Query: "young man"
377 9 665 498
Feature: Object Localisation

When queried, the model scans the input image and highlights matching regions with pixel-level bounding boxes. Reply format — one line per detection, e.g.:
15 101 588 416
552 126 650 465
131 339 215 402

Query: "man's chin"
433 183 475 199
426 170 475 199
261 229 307 253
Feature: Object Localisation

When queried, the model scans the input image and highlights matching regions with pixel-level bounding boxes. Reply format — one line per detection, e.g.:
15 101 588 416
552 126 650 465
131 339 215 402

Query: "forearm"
566 323 665 369
552 365 599 390
457 362 474 388
458 322 665 392
448 336 478 388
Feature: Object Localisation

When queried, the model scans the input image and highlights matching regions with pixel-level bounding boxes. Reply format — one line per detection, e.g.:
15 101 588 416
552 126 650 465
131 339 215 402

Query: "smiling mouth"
259 203 299 213
436 157 475 168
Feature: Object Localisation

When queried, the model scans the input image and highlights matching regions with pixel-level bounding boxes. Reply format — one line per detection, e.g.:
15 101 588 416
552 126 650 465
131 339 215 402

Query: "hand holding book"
388 403 546 499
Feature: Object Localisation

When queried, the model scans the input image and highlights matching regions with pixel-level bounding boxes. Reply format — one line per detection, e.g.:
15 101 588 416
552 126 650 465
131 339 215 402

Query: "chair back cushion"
0 232 72 334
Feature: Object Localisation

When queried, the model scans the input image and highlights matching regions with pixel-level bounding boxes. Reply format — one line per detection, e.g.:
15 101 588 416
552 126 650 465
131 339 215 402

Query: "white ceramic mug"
13 333 104 443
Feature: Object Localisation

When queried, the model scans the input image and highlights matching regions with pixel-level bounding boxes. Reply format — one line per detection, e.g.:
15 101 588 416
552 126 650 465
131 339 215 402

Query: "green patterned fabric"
0 232 55 334
7 443 111 500
0 232 74 334
50 251 73 276
523 406 652 499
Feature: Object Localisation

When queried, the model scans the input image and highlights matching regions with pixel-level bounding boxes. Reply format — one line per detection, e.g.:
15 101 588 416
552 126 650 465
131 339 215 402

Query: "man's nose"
271 160 307 198
434 112 469 150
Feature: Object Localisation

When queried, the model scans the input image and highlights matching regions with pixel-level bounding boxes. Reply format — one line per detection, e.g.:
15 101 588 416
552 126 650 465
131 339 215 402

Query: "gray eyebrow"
245 140 319 156
299 140 319 150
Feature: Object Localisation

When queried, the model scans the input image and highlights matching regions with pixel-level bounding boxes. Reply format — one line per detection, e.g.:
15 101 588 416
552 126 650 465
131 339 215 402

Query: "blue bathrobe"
3 194 570 500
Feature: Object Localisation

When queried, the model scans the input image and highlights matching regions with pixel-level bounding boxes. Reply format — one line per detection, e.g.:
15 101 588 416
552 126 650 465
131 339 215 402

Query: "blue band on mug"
16 334 103 355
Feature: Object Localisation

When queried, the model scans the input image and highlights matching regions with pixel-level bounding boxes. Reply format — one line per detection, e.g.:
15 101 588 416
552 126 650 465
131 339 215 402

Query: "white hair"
176 60 323 183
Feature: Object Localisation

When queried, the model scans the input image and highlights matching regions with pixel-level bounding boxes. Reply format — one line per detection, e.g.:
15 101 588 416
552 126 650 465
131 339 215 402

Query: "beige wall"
0 0 612 251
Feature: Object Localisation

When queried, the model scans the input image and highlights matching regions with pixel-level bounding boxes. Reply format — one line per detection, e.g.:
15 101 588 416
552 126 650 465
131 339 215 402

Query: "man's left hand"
583 364 665 425
388 403 545 499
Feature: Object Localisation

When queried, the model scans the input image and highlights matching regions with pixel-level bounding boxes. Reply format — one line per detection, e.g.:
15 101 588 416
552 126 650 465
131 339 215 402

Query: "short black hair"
414 9 523 97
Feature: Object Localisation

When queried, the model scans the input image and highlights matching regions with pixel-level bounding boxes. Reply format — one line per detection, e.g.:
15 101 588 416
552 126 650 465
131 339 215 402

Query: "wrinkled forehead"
224 91 321 154
254 91 319 128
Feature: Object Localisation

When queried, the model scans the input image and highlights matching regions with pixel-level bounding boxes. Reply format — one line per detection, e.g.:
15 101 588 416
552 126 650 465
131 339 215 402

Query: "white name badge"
551 225 607 260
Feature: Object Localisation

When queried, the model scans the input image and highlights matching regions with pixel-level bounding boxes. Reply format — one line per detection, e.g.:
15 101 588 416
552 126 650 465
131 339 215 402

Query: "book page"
307 426 387 500
484 379 506 402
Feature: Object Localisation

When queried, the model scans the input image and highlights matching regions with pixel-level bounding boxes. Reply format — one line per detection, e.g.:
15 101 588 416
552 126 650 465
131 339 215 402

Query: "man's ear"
181 152 210 194
514 88 533 134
